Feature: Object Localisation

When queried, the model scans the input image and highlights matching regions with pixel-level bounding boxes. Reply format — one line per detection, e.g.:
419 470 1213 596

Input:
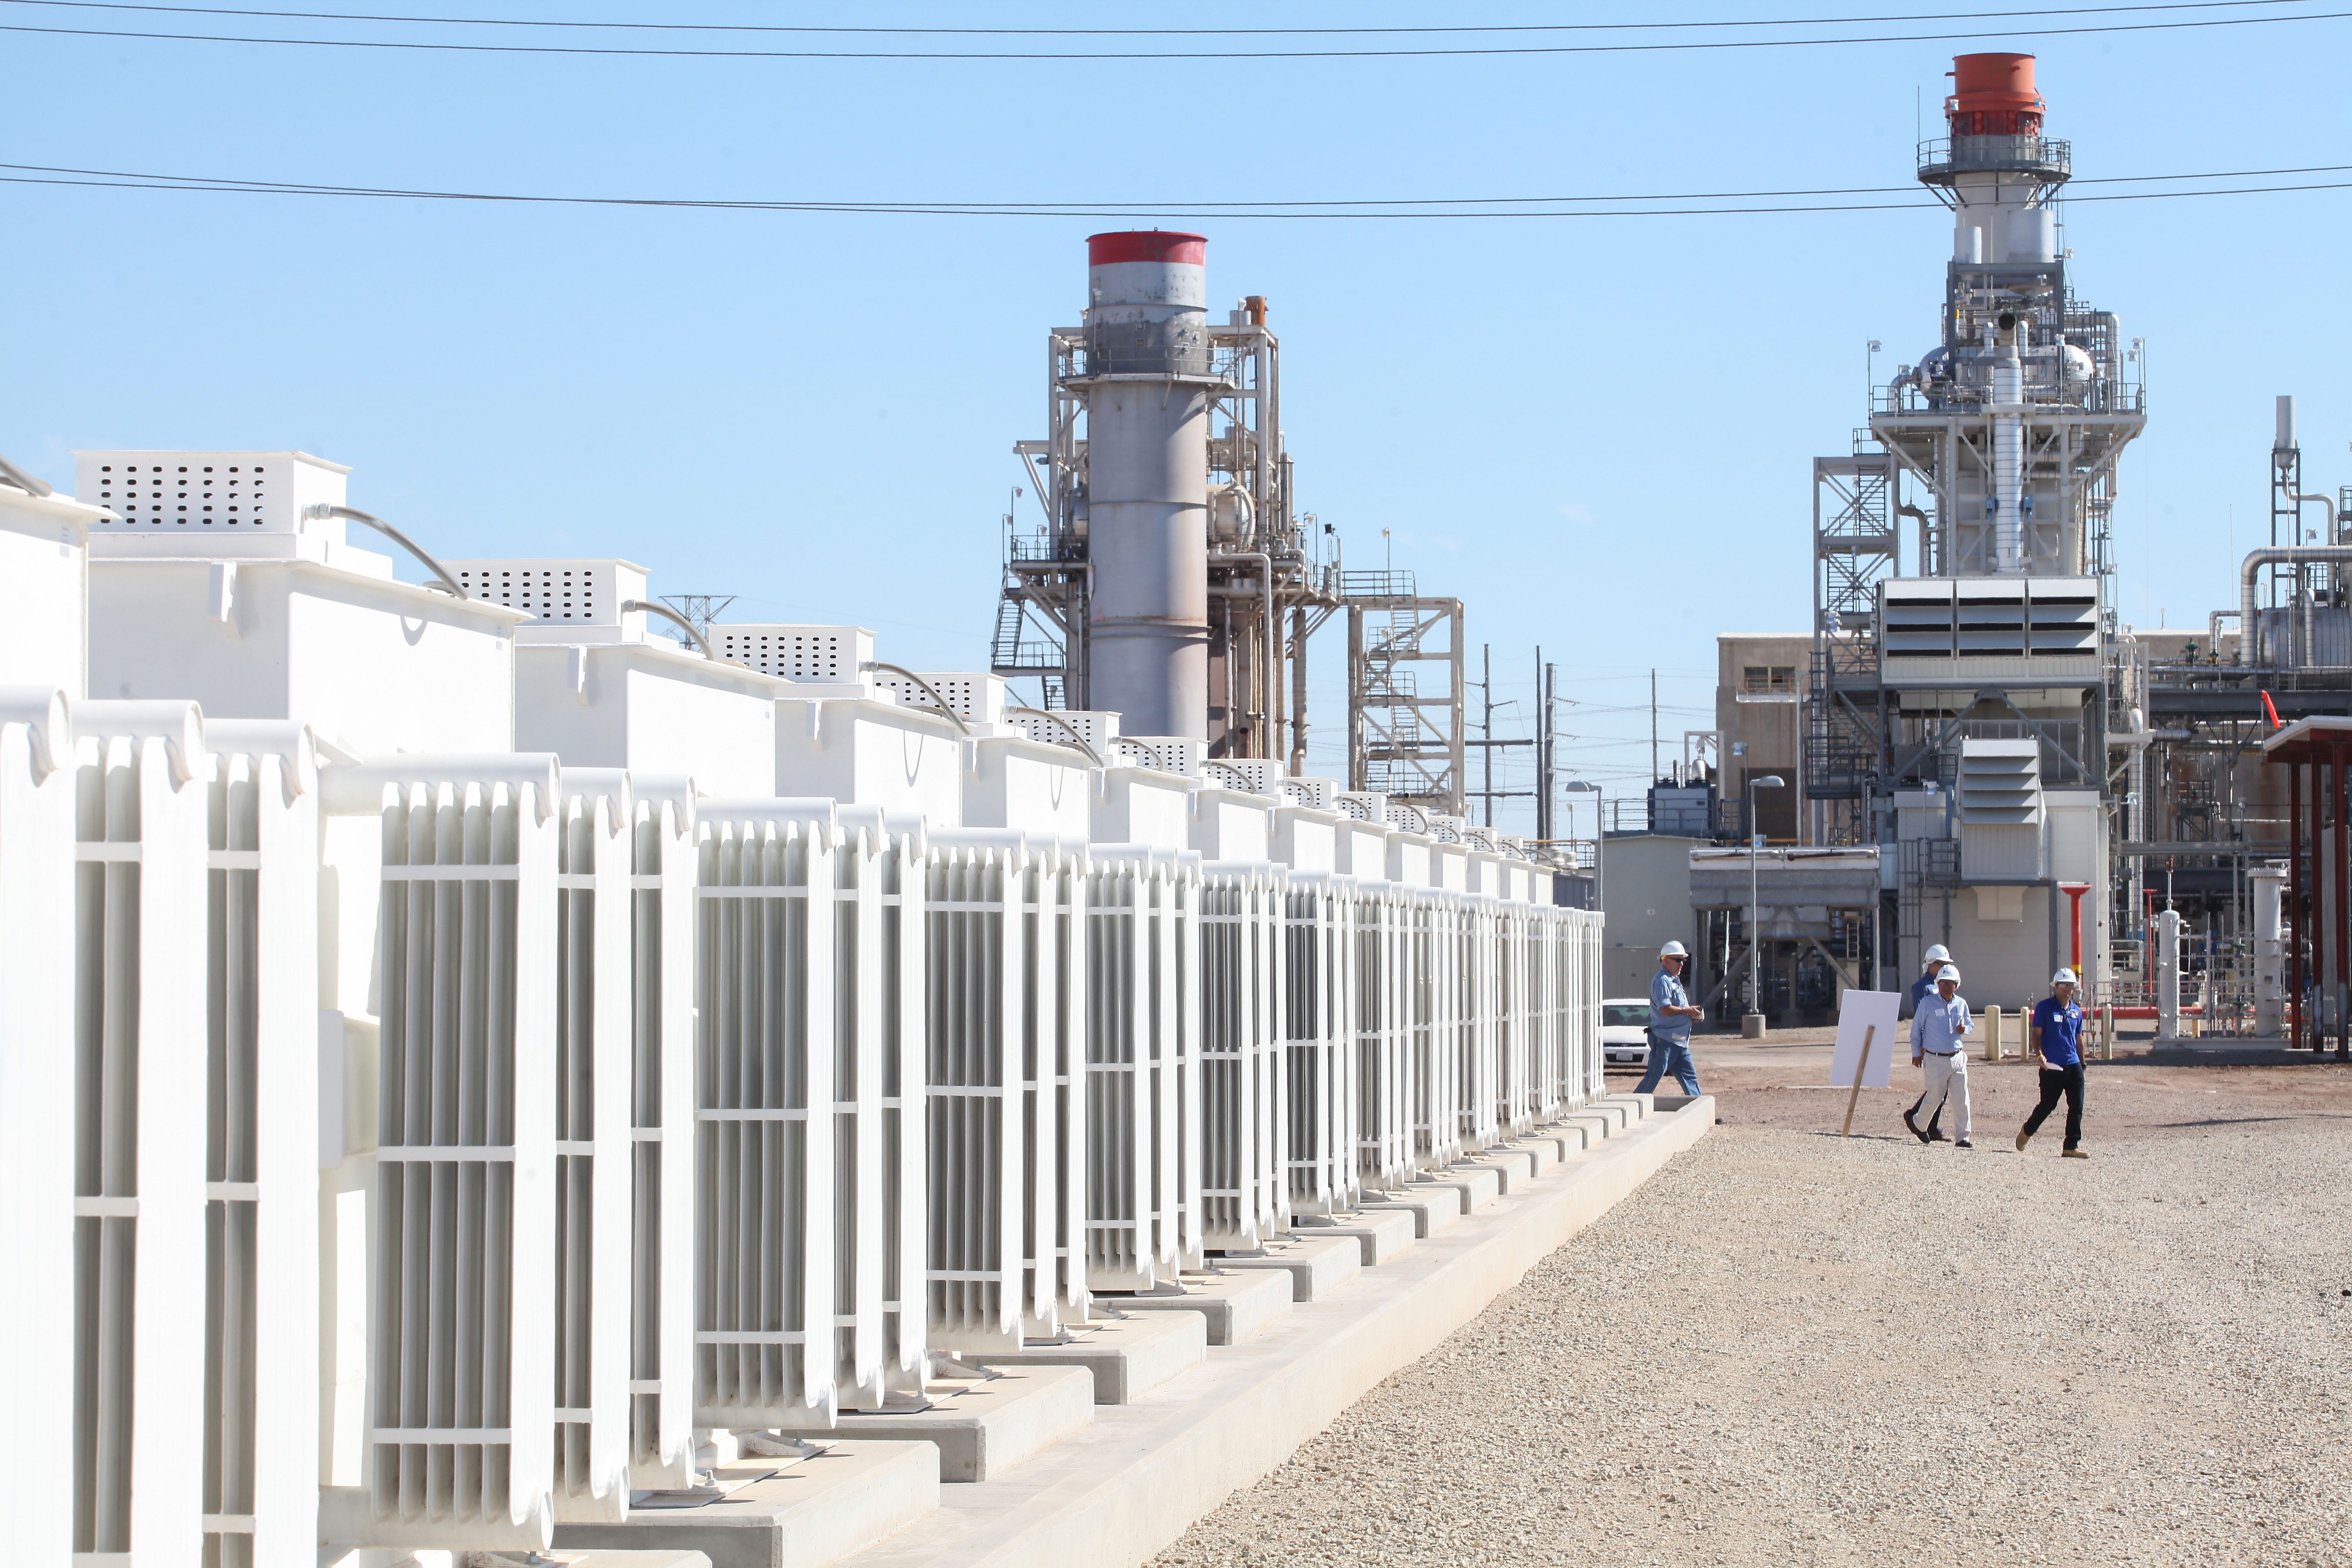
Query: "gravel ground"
1155 1049 2352 1567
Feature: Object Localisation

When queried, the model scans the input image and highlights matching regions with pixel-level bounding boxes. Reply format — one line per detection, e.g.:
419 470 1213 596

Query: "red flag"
2262 690 2282 730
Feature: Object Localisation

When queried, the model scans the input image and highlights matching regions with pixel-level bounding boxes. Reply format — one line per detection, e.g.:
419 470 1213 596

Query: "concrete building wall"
1600 833 1704 998
1715 633 1811 843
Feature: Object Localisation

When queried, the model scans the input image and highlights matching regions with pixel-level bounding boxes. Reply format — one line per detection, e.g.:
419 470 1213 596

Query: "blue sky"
6 2 2349 838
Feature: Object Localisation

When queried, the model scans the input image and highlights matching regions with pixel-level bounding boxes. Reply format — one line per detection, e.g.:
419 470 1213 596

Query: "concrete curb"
839 1096 1715 1568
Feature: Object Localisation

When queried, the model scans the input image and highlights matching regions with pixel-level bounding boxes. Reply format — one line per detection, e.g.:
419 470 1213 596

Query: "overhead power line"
7 160 2352 219
0 0 2318 36
0 0 2342 59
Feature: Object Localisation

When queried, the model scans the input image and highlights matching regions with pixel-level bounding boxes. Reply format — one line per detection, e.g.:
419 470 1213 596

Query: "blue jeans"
1637 1031 1702 1096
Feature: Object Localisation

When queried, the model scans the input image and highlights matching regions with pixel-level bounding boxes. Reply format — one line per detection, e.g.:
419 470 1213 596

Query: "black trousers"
2023 1063 2086 1149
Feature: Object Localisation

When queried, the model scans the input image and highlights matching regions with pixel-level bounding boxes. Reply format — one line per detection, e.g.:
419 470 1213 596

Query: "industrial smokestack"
2276 394 2298 455
1082 231 1212 739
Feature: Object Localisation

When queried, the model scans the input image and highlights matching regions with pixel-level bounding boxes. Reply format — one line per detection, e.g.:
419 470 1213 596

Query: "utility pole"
1650 668 1659 784
1480 643 1494 828
1534 646 1550 843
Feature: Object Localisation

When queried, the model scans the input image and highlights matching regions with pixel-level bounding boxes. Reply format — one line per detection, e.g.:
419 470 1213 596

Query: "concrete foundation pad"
530 1553 717 1567
765 1368 1094 1483
1540 1122 1592 1154
1099 1269 1293 1345
1214 1235 1361 1302
552 1441 938 1568
1421 1166 1502 1213
1516 1136 1563 1173
1572 1106 1623 1136
838 1097 1715 1568
1595 1092 1655 1121
1359 1189 1459 1238
1292 1207 1416 1265
970 1312 1208 1405
1467 1147 1536 1191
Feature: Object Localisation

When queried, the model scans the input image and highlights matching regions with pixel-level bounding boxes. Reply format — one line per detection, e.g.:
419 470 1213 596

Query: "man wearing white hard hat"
2019 968 2091 1157
1638 940 1705 1097
1906 962 1974 1148
1902 944 1956 1142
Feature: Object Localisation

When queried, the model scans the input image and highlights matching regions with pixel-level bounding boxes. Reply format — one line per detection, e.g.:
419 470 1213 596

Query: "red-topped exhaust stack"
1945 52 2044 137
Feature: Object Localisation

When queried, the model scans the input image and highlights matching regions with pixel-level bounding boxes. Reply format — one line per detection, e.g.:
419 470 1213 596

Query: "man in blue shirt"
1638 940 1705 1097
1907 963 1974 1148
2018 967 2091 1158
1902 944 1955 1141
1903 944 1952 1020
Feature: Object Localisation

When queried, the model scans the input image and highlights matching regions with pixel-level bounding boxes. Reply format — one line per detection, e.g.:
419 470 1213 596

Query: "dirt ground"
1155 1032 2352 1567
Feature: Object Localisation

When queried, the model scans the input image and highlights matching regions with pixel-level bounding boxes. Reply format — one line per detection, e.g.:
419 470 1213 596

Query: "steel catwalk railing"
923 829 1089 1351
1283 872 1359 1215
1085 846 1202 1290
1198 862 1289 1251
0 689 75 1566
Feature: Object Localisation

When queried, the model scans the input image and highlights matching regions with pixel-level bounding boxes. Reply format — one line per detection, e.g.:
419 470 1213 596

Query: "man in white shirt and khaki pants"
1907 963 1975 1149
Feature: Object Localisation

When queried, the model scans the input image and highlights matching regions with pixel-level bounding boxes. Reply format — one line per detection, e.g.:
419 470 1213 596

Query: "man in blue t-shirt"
1638 941 1705 1096
2018 967 2091 1158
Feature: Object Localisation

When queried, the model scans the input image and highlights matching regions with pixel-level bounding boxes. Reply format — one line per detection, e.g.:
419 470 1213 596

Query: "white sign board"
1830 990 1901 1090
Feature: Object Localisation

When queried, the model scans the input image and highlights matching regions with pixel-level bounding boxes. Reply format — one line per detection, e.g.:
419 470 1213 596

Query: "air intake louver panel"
1198 865 1287 1251
71 710 210 1564
368 772 558 1550
1084 848 1201 1290
549 776 635 1523
201 725 321 1568
1282 874 1359 1216
924 831 1087 1351
623 778 699 1489
1353 887 1413 1193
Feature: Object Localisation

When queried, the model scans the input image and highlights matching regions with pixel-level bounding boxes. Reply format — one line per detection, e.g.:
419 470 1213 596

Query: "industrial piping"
2237 545 2352 664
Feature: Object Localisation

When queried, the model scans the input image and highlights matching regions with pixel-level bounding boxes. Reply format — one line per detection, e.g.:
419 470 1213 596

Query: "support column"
2339 746 2350 1059
2317 759 2331 1052
2289 762 2304 1050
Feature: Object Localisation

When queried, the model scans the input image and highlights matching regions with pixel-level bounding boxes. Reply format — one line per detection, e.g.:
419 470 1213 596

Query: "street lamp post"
1746 775 1788 1038
1563 780 1603 912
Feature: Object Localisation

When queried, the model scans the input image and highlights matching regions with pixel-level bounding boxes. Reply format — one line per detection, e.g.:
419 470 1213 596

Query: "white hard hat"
1659 941 1689 958
2052 967 2078 986
1936 964 1961 985
1923 944 1951 965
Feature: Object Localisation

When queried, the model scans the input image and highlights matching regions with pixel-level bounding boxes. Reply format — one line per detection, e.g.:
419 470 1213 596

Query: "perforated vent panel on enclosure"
870 671 1005 722
449 561 643 625
82 456 295 530
711 625 874 680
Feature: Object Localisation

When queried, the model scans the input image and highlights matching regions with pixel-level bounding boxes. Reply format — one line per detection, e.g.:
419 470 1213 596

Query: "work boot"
2016 1127 2032 1153
1955 1139 1974 1149
1903 1107 1930 1145
2062 1148 2089 1160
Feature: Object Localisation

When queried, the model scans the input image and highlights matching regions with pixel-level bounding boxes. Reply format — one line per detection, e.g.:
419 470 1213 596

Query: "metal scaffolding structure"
1344 573 1466 815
